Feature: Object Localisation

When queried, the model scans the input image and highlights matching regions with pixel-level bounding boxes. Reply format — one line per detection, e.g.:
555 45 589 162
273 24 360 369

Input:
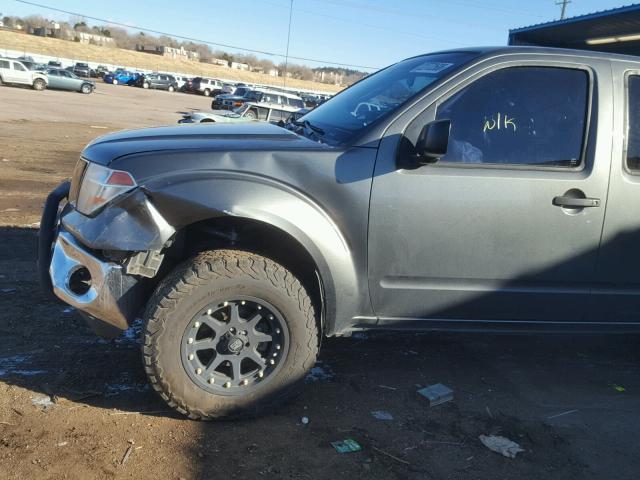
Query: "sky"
0 0 634 70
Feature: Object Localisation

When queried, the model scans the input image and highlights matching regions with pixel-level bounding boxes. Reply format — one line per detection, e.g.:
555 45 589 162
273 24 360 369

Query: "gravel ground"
1 83 639 480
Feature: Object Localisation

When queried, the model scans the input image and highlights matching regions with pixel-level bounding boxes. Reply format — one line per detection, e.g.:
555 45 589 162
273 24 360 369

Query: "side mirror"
416 119 451 164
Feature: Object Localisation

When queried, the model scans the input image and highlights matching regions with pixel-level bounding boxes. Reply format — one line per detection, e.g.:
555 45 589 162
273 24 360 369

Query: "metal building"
509 4 640 56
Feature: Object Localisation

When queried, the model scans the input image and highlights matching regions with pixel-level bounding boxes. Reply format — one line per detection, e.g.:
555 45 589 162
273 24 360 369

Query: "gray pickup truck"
39 46 640 419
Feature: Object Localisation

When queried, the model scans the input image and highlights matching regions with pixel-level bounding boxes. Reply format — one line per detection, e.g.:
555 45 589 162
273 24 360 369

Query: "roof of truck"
412 45 640 64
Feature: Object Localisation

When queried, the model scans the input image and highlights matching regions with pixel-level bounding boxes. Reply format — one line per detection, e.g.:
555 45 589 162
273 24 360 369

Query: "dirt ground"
1 83 640 479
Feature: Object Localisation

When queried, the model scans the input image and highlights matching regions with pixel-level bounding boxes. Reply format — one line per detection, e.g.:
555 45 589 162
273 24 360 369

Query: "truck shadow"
2 225 640 479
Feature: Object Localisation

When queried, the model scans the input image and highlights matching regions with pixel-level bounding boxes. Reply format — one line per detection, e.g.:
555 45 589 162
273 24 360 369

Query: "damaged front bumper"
49 229 140 331
39 182 174 337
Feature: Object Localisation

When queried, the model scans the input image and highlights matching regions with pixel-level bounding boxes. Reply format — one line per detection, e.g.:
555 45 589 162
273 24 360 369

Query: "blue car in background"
103 70 140 85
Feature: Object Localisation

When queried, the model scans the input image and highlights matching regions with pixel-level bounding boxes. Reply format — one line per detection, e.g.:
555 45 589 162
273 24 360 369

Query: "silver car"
46 68 95 94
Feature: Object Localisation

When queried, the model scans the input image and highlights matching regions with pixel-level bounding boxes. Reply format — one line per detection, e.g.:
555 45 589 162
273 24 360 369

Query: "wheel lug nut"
269 359 275 365
196 368 202 375
241 379 248 385
208 377 215 384
188 354 194 361
194 321 200 328
241 330 247 335
241 301 246 305
273 352 277 357
188 338 194 344
268 315 274 320
257 306 262 310
207 309 212 315
224 382 231 388
258 371 264 378
276 329 281 334
276 345 281 350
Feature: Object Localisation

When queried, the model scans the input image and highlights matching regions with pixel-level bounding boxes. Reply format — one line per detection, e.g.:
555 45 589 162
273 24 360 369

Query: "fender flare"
145 171 361 334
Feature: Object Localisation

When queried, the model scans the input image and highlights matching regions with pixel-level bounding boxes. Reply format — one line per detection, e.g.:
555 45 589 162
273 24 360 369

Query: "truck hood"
82 122 327 165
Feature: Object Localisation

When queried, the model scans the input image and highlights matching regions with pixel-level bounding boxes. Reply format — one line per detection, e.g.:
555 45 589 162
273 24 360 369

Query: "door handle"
552 196 600 208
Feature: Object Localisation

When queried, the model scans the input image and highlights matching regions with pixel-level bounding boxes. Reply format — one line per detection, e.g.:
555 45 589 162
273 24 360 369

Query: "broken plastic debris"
305 364 335 382
331 439 362 453
32 395 54 407
417 383 453 406
479 435 524 458
371 410 394 421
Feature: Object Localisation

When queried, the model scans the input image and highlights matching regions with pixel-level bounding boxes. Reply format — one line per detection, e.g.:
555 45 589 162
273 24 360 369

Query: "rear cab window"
626 75 640 172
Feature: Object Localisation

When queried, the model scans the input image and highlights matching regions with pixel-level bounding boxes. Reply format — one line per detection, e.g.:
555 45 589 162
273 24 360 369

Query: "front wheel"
112 78 118 85
203 88 211 97
81 83 93 94
32 78 46 91
244 109 258 120
143 82 150 89
142 250 319 419
168 85 175 92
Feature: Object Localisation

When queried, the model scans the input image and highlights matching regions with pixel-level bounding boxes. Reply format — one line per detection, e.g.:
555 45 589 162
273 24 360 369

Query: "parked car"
73 62 90 78
47 60 62 68
174 75 190 91
46 68 95 94
213 88 305 115
178 105 308 124
135 73 178 92
103 70 137 85
211 86 258 109
0 57 47 90
191 77 225 96
41 46 635 421
95 65 110 78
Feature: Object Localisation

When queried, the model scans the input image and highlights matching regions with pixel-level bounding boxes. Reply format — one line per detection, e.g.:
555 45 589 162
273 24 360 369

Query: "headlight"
76 163 136 216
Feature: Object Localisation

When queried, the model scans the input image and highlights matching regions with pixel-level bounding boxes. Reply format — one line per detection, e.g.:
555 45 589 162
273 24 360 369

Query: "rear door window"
0 60 10 69
435 66 589 168
626 75 640 172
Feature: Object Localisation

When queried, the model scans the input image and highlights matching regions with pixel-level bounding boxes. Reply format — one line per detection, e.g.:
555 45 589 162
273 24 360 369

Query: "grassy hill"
0 29 341 93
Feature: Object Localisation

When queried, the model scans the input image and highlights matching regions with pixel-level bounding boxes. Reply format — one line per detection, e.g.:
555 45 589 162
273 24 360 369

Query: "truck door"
10 61 29 83
368 59 613 326
591 65 640 323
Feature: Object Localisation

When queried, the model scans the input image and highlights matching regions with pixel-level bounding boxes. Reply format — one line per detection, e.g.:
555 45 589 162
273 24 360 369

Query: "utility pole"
556 0 571 20
283 0 293 87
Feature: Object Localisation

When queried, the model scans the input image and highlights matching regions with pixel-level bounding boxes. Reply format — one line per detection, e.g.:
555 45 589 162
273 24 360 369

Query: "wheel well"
162 216 325 336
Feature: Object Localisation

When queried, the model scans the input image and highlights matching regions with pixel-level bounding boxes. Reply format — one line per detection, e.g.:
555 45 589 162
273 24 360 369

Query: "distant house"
231 62 249 71
136 44 199 61
211 58 229 67
75 31 114 46
267 68 279 77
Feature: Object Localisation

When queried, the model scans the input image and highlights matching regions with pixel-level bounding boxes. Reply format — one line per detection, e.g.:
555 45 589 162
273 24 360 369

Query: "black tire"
168 85 175 92
81 83 92 94
32 78 46 91
142 249 319 419
143 82 150 89
245 109 258 120
112 78 119 85
203 88 211 97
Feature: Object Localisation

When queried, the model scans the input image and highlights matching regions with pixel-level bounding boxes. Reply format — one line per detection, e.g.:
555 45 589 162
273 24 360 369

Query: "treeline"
0 13 367 84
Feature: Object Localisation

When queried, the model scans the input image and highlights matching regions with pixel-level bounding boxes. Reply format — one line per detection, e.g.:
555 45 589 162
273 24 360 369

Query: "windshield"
299 51 478 145
234 87 250 97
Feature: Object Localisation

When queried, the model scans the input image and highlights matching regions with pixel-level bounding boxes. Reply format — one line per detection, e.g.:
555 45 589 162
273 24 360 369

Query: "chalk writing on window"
483 113 517 133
